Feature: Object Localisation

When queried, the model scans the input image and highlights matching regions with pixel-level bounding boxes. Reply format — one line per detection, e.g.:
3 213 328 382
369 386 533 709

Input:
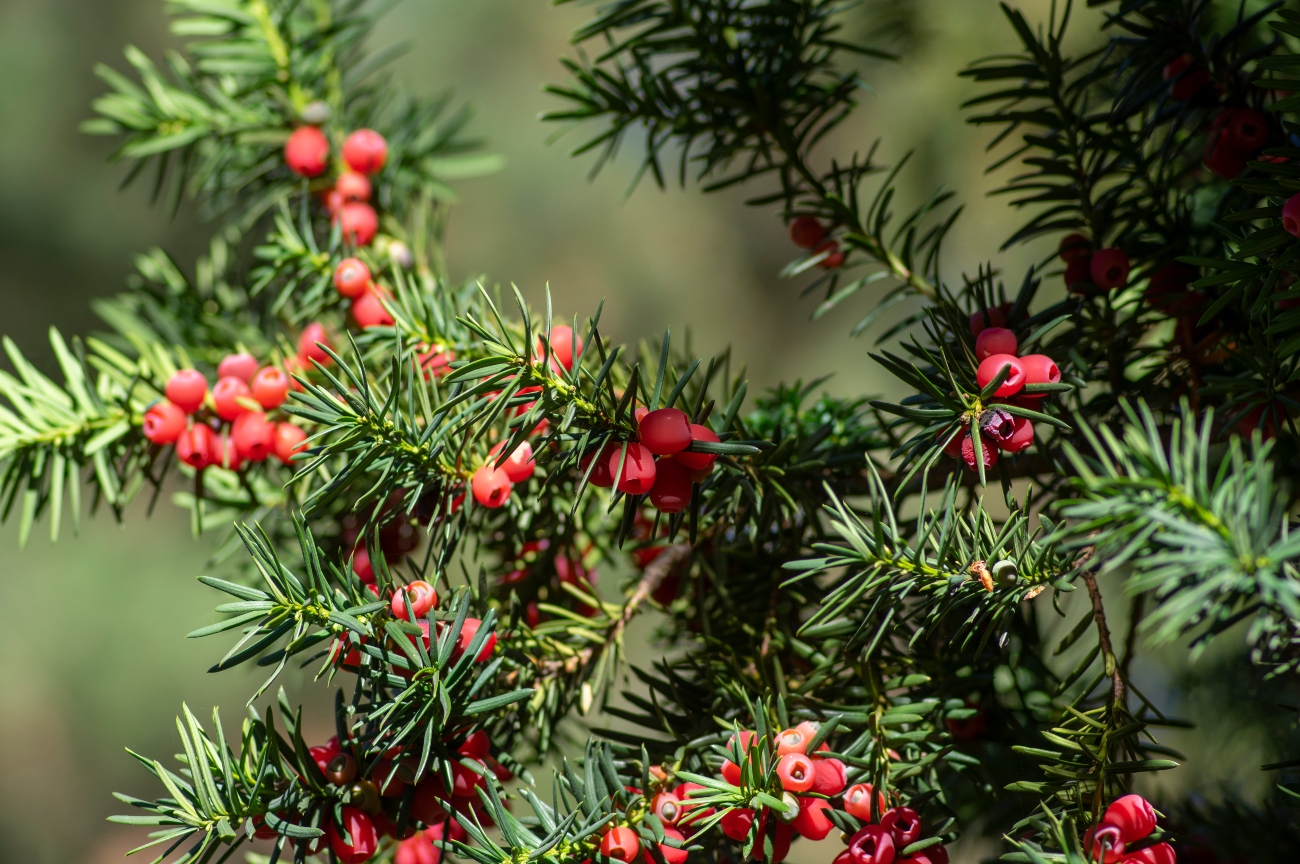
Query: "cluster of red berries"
788 215 845 269
1059 234 1131 294
333 257 395 331
1083 794 1173 864
577 408 719 513
284 125 388 245
143 352 308 470
946 318 1060 470
333 581 498 671
836 796 948 864
1203 107 1270 180
1162 55 1211 102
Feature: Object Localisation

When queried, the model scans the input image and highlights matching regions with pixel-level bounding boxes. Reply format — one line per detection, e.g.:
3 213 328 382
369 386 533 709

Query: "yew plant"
8 0 1300 862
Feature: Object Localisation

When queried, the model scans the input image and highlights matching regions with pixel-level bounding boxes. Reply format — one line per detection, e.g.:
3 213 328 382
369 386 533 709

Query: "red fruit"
897 849 948 864
1020 354 1060 388
789 216 826 249
352 546 375 583
968 307 1006 337
945 705 986 740
999 417 1034 453
1164 55 1210 100
218 353 258 383
490 441 535 483
1238 403 1278 441
232 411 276 461
606 442 657 495
1102 794 1157 843
776 753 816 793
390 580 437 620
810 757 846 795
1083 823 1125 864
1204 128 1247 179
1283 193 1300 238
1059 233 1092 263
959 433 999 472
335 258 372 298
343 129 389 174
676 423 720 472
166 369 208 414
542 325 583 371
176 423 219 468
1065 257 1092 292
880 808 921 847
143 401 187 444
338 202 379 246
455 618 496 662
273 422 308 464
353 286 395 328
755 819 794 863
846 824 895 864
719 808 755 841
639 408 692 455
459 730 491 761
525 601 543 628
843 783 887 822
327 806 378 864
939 428 964 458
251 366 291 409
1228 108 1270 152
721 758 742 786
974 327 1017 361
1090 248 1131 291
642 827 688 864
212 376 254 421
814 239 845 269
1121 843 1175 864
650 791 682 825
418 344 454 378
336 170 373 202
600 826 641 863
648 458 692 513
396 835 441 864
775 728 809 757
471 464 513 508
284 126 329 178
411 777 450 825
297 322 333 366
792 797 834 841
976 354 1027 397
450 760 486 797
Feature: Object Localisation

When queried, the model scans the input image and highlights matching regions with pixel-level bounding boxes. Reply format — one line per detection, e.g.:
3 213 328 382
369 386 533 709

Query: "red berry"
1090 248 1130 291
846 824 895 864
232 411 276 461
789 216 826 249
458 730 491 761
897 849 948 864
353 286 395 328
455 618 496 662
297 322 333 366
999 417 1034 453
418 344 454 378
580 444 617 487
606 442 657 495
676 424 719 471
390 580 437 620
1164 55 1210 100
284 126 329 178
1082 823 1125 864
251 366 291 410
648 458 691 513
810 756 846 795
176 423 219 469
542 324 582 371
336 170 373 202
976 354 1026 397
792 797 834 841
327 806 378 864
641 827 688 864
1283 193 1300 238
273 422 308 464
843 783 887 822
776 753 816 793
814 239 845 269
143 401 187 444
1059 233 1092 263
968 307 1006 337
338 202 379 246
974 327 1017 361
490 441 535 483
1019 354 1060 388
217 353 258 383
166 369 208 414
719 808 755 841
649 791 682 825
396 835 440 864
960 432 999 471
775 727 809 757
471 464 513 508
1102 794 1157 843
639 408 692 455
212 376 254 421
939 428 964 457
1204 127 1247 179
335 258 372 298
600 826 641 863
342 129 388 175
351 546 375 583
1122 843 1174 864
218 430 243 470
881 807 921 847
1229 107 1270 152
1065 257 1092 292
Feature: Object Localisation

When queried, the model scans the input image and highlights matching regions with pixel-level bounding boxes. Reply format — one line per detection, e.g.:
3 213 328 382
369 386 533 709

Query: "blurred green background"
0 1 1289 862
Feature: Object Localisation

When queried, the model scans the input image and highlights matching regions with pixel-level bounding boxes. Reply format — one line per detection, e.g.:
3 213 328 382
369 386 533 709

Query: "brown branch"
1081 570 1125 708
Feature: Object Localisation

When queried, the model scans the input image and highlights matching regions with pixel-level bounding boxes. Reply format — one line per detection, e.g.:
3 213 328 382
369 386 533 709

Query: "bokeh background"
0 1 1291 862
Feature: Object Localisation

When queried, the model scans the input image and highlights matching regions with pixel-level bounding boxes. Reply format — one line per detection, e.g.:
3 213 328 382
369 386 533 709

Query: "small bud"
776 791 800 822
300 100 331 125
389 240 413 268
980 407 1016 444
992 559 1019 586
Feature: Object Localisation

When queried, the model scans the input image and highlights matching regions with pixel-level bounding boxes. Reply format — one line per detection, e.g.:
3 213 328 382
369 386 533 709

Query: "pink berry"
1122 843 1174 864
1082 823 1125 864
471 464 512 508
639 407 692 455
606 442 657 495
676 424 719 471
217 353 258 383
335 170 372 202
251 366 290 409
351 546 375 584
648 457 692 513
999 417 1034 453
342 129 388 175
845 825 895 864
143 401 187 444
297 322 332 366
789 216 826 249
334 258 372 298
165 369 208 414
273 422 308 464
1203 127 1247 179
974 327 1017 361
580 444 617 487
1283 193 1300 238
212 376 254 421
976 354 1027 397
284 126 329 178
337 202 379 246
1090 248 1131 290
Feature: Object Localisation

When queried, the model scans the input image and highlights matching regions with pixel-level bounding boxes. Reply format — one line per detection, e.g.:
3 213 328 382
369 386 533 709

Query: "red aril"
600 826 641 863
455 618 496 662
334 258 372 298
143 401 187 444
351 547 375 584
338 202 379 246
342 129 388 174
976 354 1026 397
212 376 254 421
471 464 512 508
639 408 692 455
606 442 657 495
1284 193 1300 238
1058 233 1091 262
843 783 887 821
1090 248 1131 290
814 239 844 269
974 327 1017 361
353 286 394 328
810 756 846 795
1101 794 1157 843
390 580 437 620
176 423 219 469
327 806 378 864
217 353 258 383
881 807 922 847
789 215 825 248
960 432 999 471
297 322 333 366
273 422 308 464
775 753 815 793
232 411 276 461
676 424 719 471
1203 128 1247 179
999 417 1034 453
284 126 329 177
251 366 290 409
648 458 692 513
491 441 535 483
580 444 616 487
1228 107 1270 152
641 827 688 864
1019 354 1060 387
336 170 372 202
1065 257 1091 292
793 797 834 840
166 369 208 414
968 307 1006 337
541 325 582 371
